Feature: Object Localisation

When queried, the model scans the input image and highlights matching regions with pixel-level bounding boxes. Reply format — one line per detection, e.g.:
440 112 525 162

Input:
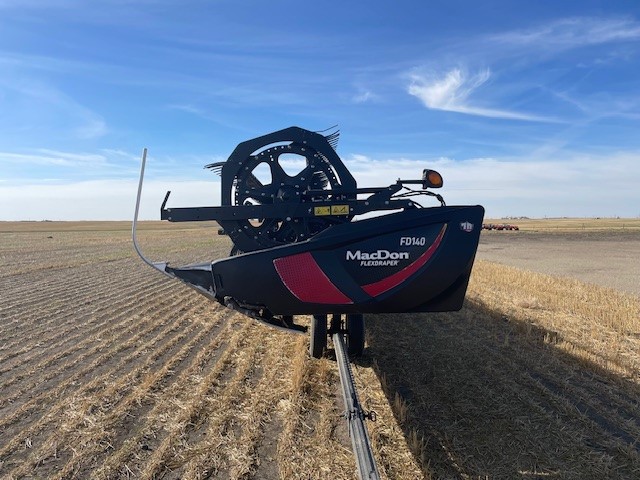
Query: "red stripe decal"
362 224 447 297
274 252 353 304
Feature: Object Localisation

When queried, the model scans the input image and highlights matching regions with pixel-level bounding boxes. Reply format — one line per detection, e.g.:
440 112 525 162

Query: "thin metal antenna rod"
132 148 153 266
131 148 171 277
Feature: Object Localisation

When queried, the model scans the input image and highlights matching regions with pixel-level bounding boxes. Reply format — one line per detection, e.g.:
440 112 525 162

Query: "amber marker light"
422 169 443 188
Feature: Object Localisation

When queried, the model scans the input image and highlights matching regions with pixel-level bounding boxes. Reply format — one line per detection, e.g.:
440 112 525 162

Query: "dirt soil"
1 222 639 479
477 230 640 296
0 222 419 480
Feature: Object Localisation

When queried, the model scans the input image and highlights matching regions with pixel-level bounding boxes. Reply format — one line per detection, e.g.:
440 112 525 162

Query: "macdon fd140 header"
133 126 484 357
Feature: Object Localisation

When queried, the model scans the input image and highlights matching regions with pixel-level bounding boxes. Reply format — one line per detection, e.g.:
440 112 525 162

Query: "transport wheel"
310 314 327 358
346 314 365 356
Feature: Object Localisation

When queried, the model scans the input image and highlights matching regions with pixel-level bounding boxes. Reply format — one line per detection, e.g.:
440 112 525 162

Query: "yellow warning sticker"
314 206 331 216
331 205 349 215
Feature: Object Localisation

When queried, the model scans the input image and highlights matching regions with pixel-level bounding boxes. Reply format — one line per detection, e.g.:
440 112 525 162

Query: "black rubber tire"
310 314 327 358
346 313 365 356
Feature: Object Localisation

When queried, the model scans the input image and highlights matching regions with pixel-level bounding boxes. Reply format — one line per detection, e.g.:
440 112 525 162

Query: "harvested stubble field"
1 219 639 479
478 218 640 297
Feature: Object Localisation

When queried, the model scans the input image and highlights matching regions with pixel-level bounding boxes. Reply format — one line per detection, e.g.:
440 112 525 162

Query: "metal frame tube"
333 332 380 480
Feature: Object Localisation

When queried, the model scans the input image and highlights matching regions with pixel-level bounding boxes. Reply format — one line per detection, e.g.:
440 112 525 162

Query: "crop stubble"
1 221 639 479
1 223 419 479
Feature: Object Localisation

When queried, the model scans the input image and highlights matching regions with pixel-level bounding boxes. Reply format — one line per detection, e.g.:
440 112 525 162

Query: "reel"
206 127 356 253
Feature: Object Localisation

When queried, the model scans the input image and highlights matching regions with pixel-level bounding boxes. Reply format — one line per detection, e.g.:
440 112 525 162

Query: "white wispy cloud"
0 147 226 186
75 118 108 139
403 16 640 124
489 16 640 50
351 84 379 104
0 150 109 167
0 0 68 7
343 151 640 218
0 77 108 140
166 103 208 116
0 0 158 9
100 148 138 160
0 178 220 221
352 90 374 103
1 150 639 220
407 68 554 122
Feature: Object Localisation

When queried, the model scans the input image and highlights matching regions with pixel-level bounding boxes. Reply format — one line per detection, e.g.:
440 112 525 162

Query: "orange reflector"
428 171 443 187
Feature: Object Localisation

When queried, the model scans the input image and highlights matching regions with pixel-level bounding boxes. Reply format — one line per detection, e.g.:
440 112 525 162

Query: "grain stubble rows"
1 222 639 479
0 223 402 479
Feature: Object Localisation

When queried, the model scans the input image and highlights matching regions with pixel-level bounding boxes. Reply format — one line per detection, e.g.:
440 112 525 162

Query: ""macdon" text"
346 250 410 261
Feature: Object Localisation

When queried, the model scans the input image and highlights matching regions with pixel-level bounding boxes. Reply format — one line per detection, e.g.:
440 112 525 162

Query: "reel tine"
316 125 340 151
312 170 329 189
207 162 263 188
205 161 225 176
325 130 340 150
246 174 264 189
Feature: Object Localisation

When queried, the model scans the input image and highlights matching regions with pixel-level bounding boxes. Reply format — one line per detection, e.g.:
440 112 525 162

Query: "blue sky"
1 0 640 220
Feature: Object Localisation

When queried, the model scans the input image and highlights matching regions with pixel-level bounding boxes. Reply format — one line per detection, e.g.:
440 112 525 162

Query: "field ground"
478 229 640 296
1 220 639 479
484 217 640 233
